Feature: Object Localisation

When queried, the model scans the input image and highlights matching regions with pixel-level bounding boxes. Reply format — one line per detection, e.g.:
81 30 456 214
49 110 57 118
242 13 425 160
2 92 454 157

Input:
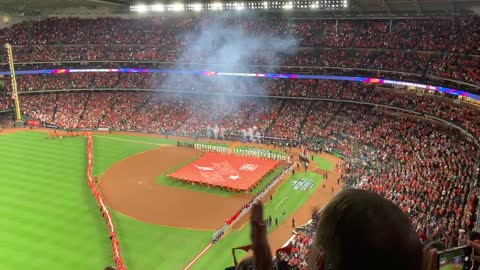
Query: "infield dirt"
99 146 253 230
97 131 343 255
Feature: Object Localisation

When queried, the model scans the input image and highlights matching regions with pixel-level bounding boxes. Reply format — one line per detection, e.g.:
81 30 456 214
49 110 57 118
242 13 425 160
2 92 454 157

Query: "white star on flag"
194 164 214 171
228 175 241 180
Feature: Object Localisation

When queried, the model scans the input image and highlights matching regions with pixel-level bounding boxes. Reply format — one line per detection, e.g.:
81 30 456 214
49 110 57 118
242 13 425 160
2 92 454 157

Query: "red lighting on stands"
204 71 217 76
54 69 68 74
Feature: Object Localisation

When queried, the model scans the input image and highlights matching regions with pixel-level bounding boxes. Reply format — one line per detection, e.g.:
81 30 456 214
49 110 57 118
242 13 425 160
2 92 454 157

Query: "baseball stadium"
0 1 479 270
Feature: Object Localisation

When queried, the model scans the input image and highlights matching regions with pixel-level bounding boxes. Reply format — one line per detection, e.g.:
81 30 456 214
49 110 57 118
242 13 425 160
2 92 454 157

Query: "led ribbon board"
1 68 479 101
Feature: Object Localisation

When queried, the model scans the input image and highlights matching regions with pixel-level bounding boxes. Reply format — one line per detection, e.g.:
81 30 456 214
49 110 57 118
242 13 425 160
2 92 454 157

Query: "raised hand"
421 246 438 270
250 202 273 270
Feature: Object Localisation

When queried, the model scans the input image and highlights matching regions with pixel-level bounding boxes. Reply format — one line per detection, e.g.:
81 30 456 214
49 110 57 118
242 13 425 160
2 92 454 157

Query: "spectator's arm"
251 202 273 270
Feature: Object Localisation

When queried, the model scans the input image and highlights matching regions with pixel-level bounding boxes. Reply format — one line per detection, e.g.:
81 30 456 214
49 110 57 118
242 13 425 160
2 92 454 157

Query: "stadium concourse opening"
169 152 280 191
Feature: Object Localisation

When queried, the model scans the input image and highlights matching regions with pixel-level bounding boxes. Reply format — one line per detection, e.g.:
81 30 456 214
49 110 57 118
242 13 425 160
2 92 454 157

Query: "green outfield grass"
91 134 216 270
0 131 113 270
312 156 334 171
156 166 284 198
109 211 212 270
0 131 328 270
191 171 324 270
0 131 213 270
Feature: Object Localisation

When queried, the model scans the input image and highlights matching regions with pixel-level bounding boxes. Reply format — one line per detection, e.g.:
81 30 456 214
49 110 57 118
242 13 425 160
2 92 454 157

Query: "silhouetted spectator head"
426 240 446 251
235 256 254 270
308 188 423 270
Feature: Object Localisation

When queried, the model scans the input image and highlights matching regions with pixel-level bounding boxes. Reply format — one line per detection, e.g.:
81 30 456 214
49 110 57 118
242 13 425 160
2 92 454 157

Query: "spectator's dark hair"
426 240 446 251
309 189 423 270
235 256 254 270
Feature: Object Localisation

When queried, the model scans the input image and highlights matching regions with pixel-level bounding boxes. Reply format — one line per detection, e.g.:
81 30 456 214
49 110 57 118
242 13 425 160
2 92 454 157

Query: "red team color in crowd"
1 15 480 270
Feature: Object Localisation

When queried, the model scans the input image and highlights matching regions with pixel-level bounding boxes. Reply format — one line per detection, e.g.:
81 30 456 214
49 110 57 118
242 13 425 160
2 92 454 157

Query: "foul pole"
5 43 22 125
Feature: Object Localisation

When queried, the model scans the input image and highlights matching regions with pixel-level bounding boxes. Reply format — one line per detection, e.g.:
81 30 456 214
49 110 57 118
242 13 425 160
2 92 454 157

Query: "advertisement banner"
26 119 40 127
45 123 59 129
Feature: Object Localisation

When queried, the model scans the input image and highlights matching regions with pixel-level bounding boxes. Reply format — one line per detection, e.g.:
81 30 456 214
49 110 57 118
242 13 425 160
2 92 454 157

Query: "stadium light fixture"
191 3 203 11
129 0 347 13
131 4 148 12
151 4 164 11
283 1 293 9
212 2 223 10
234 2 245 10
170 3 184 11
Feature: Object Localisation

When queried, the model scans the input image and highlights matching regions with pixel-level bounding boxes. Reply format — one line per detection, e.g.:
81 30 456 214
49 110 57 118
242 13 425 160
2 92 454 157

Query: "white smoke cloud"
160 14 299 139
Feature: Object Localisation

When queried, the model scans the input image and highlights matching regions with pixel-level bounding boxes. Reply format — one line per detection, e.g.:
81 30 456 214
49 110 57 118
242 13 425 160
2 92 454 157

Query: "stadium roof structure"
0 0 478 17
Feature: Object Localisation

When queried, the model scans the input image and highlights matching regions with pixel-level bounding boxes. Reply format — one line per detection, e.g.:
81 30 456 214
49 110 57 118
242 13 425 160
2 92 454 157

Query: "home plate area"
291 178 314 191
168 152 280 191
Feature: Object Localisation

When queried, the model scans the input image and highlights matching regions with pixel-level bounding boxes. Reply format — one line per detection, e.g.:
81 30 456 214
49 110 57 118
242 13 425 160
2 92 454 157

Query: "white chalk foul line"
184 243 213 270
275 196 288 209
94 135 167 146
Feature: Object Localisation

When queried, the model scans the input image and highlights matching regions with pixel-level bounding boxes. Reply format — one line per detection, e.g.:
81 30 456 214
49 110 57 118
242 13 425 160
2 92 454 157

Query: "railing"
86 133 126 270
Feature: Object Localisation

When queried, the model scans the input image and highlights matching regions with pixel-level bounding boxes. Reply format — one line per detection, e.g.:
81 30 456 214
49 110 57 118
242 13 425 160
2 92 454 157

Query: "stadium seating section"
0 17 479 92
0 16 479 269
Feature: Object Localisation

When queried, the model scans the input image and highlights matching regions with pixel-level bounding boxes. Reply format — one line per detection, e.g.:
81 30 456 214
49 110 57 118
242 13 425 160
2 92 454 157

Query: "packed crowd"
275 215 318 269
267 100 311 140
11 85 480 269
0 17 480 90
18 89 480 221
10 76 480 139
0 94 11 111
274 106 479 269
1 15 479 269
333 106 478 247
1 17 478 52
